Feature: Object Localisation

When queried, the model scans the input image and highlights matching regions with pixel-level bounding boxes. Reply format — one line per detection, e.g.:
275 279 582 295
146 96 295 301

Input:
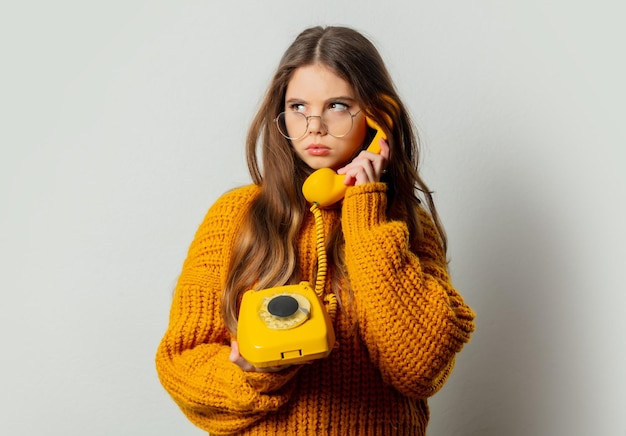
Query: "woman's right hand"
229 340 292 373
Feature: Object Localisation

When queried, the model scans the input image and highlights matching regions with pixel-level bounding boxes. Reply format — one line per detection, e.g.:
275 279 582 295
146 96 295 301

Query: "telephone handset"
301 116 388 207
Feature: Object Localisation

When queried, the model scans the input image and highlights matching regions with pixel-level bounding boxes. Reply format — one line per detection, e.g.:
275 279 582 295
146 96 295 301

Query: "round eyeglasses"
274 108 362 140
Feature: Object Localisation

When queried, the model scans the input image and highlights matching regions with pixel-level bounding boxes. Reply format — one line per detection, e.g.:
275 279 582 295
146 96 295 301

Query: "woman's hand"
229 340 292 373
337 138 390 186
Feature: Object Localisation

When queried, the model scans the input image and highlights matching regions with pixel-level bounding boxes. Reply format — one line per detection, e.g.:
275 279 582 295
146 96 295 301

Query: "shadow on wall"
430 158 583 435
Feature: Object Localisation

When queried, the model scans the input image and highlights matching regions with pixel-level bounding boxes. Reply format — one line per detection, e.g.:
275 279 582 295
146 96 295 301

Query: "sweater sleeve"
155 186 300 435
341 183 475 399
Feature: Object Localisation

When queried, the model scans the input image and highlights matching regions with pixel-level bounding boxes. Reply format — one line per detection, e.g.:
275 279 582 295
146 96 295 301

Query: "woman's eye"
328 102 349 112
288 103 306 113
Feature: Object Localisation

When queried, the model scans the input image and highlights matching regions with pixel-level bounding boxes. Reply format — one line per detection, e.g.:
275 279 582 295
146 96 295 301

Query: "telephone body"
237 282 335 368
301 116 388 207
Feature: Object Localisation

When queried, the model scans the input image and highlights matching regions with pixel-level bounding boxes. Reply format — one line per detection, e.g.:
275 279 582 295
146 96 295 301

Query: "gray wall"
1 1 624 435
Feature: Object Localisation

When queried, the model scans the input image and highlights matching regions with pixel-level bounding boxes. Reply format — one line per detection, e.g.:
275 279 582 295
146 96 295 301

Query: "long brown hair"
221 26 446 333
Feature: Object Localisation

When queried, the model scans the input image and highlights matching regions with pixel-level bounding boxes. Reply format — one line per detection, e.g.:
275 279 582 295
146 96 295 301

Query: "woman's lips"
306 144 330 156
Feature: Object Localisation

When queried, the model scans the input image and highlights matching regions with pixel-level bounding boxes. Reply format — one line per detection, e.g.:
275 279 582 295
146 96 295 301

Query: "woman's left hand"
337 137 390 186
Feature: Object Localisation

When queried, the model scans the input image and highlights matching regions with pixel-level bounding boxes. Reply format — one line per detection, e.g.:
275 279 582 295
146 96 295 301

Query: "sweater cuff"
342 183 387 231
243 365 300 393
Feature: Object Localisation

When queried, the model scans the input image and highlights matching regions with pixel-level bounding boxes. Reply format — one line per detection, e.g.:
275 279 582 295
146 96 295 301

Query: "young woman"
156 26 475 435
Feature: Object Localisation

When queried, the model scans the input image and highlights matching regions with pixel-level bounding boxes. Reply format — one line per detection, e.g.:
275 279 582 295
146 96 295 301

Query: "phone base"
237 282 335 368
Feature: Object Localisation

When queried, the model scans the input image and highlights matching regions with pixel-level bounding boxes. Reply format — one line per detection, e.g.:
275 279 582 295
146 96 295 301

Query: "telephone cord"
310 203 338 321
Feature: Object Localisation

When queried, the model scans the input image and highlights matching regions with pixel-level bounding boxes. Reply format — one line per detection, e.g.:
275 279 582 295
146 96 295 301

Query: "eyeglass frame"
273 108 363 141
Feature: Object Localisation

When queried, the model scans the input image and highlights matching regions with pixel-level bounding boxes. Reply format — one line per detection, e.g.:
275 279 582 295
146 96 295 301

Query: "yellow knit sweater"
156 182 475 435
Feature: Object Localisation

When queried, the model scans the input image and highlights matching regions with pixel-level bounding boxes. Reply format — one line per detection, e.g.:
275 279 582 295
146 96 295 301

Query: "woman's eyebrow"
285 97 306 105
285 96 357 105
325 96 356 102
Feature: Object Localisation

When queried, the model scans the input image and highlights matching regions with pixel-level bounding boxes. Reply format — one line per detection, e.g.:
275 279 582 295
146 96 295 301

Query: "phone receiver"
302 116 388 207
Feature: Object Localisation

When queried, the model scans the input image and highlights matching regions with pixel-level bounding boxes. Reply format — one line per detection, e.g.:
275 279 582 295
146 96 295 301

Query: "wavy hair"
221 26 446 334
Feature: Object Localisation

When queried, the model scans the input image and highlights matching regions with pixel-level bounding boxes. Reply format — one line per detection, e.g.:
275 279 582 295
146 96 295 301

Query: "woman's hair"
221 26 446 333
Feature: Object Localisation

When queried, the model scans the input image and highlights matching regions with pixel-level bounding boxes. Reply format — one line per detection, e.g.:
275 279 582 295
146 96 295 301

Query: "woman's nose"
307 115 326 135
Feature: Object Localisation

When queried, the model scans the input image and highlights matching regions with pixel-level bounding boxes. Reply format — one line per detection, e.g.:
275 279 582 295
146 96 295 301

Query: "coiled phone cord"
310 203 338 321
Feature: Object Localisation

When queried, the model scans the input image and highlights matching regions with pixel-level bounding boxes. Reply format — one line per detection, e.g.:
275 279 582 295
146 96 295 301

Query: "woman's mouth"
306 145 330 156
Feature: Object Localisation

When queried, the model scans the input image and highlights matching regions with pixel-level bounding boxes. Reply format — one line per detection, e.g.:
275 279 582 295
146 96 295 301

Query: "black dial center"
267 295 299 317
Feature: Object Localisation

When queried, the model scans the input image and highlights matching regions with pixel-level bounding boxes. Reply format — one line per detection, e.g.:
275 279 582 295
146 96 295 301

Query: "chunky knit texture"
156 183 475 435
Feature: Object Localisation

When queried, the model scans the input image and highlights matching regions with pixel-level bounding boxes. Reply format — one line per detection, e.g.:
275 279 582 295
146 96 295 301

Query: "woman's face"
283 64 367 171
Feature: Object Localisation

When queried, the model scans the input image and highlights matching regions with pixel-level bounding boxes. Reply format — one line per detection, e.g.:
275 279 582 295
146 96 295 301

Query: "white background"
1 1 625 435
